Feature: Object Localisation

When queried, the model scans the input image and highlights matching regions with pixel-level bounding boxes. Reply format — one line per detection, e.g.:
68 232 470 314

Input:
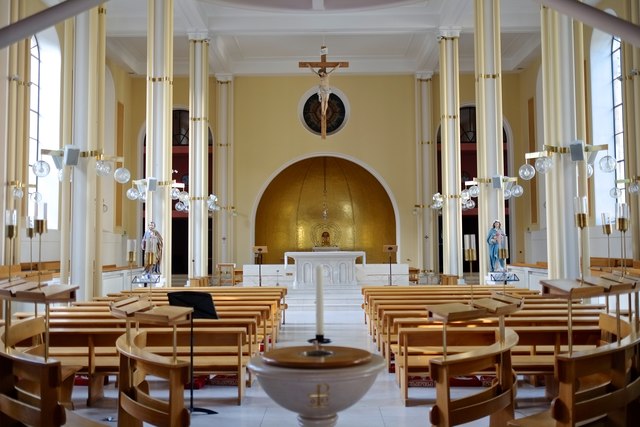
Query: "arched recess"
435 104 514 271
254 155 398 264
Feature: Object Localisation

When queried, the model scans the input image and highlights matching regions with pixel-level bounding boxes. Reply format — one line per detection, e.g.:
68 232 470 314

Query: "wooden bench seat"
428 327 519 426
46 325 250 406
394 325 603 405
0 351 108 427
115 331 191 427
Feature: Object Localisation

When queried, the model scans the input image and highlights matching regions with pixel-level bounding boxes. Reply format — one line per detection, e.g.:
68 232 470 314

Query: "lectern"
253 246 268 286
383 245 397 286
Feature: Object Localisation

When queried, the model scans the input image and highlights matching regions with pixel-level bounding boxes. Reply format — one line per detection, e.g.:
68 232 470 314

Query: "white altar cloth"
284 251 366 287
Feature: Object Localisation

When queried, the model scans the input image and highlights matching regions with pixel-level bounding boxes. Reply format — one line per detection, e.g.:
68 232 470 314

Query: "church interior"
2 0 640 426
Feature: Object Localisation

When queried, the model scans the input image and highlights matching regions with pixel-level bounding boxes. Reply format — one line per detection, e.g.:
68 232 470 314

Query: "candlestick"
5 210 17 281
26 216 34 272
601 213 612 270
315 265 324 337
616 203 629 276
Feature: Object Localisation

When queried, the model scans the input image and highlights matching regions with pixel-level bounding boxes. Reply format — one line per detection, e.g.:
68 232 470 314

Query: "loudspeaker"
569 140 585 161
492 175 502 189
63 145 80 166
147 177 158 191
383 245 397 253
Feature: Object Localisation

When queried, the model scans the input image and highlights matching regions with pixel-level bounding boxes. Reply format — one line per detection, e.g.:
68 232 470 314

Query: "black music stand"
383 245 398 286
168 291 218 415
253 246 268 286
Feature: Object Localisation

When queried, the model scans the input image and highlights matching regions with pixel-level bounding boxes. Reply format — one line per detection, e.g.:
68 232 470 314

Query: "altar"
284 251 366 288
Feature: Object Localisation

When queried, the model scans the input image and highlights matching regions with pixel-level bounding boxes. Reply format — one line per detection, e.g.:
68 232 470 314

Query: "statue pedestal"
284 251 366 288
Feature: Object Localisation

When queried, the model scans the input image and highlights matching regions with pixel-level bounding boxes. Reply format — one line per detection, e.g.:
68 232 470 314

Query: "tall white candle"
315 265 324 337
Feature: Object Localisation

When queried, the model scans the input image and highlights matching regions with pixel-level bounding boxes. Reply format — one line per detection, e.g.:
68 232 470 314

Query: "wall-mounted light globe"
599 155 617 173
587 163 594 178
138 191 146 202
512 184 524 197
175 201 185 212
468 185 480 198
171 188 181 200
31 191 42 202
96 161 111 177
518 164 535 180
113 167 131 184
504 188 513 200
12 187 23 199
461 189 470 201
464 199 475 209
126 187 140 200
609 187 622 199
629 183 639 194
178 191 189 203
32 160 51 177
534 157 552 174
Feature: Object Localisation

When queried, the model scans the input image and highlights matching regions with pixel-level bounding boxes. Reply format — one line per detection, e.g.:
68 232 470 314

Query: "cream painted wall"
232 75 417 266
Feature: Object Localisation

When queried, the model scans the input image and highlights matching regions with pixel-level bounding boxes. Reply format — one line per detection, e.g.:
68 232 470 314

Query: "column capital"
416 71 434 80
188 31 209 41
216 73 233 83
437 28 461 39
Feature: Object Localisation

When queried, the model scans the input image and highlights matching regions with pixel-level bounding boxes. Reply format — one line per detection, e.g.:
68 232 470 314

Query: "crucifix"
299 46 349 139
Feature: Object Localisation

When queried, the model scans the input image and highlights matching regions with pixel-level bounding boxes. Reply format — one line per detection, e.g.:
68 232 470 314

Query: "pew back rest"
2 316 46 353
116 331 191 427
0 351 66 427
429 328 519 426
551 333 640 426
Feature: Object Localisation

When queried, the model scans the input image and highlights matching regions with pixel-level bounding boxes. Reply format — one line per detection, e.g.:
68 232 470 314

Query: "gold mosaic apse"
255 157 396 264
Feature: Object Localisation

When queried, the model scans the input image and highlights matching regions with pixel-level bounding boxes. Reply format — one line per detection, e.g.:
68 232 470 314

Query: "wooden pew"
508 332 640 426
394 324 603 405
116 330 191 427
45 325 250 406
0 351 107 427
1 316 81 409
429 327 519 427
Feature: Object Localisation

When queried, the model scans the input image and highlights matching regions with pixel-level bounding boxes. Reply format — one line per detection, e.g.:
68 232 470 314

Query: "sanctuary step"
285 286 363 311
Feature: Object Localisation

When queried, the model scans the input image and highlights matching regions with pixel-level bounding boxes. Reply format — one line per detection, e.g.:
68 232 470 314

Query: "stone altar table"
284 251 366 288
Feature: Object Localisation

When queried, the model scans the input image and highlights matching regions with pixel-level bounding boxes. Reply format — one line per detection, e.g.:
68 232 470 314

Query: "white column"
438 29 463 279
70 9 98 301
540 7 580 280
216 75 233 265
59 19 74 284
624 0 640 260
475 0 505 282
417 73 437 274
188 33 209 279
146 0 173 284
93 5 106 294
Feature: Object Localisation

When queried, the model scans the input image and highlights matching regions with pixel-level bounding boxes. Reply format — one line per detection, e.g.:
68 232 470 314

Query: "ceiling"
99 0 542 77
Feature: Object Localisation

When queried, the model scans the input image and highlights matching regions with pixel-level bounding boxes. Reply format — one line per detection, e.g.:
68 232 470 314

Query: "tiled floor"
70 309 550 426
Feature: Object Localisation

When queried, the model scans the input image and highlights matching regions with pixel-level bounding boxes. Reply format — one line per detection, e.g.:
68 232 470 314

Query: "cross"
299 46 349 139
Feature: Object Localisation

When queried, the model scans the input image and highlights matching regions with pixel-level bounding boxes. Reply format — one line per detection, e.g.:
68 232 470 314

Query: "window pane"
613 78 622 105
614 133 624 161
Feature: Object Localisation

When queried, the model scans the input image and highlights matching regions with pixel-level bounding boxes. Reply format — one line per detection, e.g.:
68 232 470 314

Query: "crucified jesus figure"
299 46 349 139
308 63 340 117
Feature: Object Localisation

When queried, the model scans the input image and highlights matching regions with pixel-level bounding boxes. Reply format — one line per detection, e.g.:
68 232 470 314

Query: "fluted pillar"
59 19 74 284
438 29 463 280
216 75 233 265
188 33 209 279
540 7 580 280
93 6 106 293
3 0 28 265
70 9 99 301
475 0 505 283
623 0 640 261
146 0 173 284
417 73 437 274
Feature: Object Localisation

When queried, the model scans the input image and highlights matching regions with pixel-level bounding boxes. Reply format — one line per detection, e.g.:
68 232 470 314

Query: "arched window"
590 20 624 220
28 30 61 228
610 36 625 203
